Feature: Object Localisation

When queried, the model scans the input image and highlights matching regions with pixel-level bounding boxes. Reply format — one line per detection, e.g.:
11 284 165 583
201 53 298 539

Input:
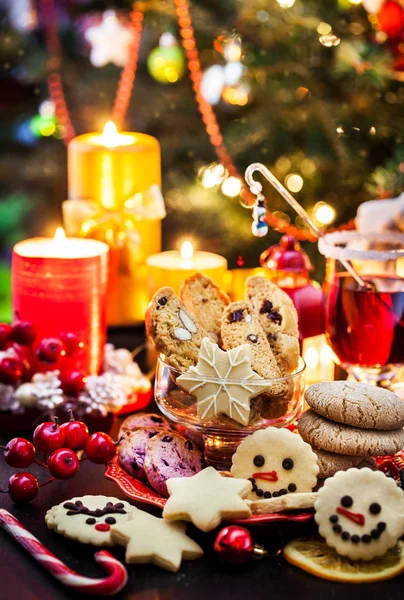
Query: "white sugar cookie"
45 495 135 546
314 469 404 561
231 428 319 500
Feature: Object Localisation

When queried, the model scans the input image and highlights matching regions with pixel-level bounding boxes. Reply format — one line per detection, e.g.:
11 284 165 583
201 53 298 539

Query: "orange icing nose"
252 471 278 482
95 523 110 532
336 507 365 526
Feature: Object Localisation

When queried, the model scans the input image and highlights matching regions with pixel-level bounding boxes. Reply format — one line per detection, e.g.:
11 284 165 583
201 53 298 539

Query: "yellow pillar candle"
67 122 163 325
147 241 227 297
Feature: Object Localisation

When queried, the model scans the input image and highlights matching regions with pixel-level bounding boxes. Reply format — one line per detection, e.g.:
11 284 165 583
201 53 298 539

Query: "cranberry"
0 323 12 350
60 416 89 450
4 437 36 468
36 338 65 364
85 432 116 464
8 472 39 503
11 321 36 346
47 448 80 479
33 420 65 452
60 370 86 397
60 332 82 357
0 356 23 385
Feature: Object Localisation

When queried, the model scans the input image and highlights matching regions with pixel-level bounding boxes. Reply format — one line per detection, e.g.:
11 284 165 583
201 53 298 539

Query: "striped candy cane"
0 509 128 596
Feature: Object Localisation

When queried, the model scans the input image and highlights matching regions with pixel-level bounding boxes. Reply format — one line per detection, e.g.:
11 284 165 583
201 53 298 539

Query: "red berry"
0 323 12 350
33 420 65 452
85 432 116 464
60 418 89 450
60 370 86 397
8 472 39 503
47 448 80 479
4 437 36 468
0 356 23 385
60 332 82 357
36 338 65 364
11 321 36 346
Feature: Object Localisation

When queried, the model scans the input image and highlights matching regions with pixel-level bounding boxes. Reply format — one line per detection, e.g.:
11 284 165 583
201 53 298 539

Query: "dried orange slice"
283 537 404 583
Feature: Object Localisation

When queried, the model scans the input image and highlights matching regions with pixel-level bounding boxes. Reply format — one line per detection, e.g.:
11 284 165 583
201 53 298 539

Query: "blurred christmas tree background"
0 0 404 320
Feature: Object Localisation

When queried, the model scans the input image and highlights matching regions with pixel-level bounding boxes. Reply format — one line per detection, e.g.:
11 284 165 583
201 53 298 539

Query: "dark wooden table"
0 328 403 599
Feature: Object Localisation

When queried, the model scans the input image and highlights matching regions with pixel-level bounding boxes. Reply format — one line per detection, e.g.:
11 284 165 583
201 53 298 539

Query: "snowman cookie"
315 468 404 561
231 428 319 500
45 495 135 546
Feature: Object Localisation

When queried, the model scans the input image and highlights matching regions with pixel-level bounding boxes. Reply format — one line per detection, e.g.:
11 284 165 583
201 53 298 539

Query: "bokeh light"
199 163 228 188
221 176 242 197
285 173 304 192
313 202 336 225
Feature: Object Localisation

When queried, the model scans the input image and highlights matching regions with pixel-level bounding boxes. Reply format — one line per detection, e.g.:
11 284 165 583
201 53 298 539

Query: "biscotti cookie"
305 381 404 431
298 409 404 456
180 273 230 344
245 276 299 374
145 287 208 371
118 412 170 441
119 429 161 480
143 431 203 497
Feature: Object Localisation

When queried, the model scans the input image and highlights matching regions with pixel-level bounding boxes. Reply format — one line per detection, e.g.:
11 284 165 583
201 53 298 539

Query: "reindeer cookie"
45 495 135 546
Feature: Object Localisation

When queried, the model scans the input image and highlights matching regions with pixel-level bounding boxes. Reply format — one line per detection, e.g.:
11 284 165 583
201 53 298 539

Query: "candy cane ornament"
0 509 128 596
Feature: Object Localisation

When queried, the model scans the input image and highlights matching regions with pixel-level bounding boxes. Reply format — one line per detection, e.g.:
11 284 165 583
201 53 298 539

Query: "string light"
300 158 317 177
285 174 304 193
276 0 296 8
199 163 228 188
221 176 242 197
319 34 341 47
317 22 332 35
313 202 336 225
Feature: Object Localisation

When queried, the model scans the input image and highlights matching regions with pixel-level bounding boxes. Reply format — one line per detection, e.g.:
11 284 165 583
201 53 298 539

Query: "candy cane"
0 509 128 596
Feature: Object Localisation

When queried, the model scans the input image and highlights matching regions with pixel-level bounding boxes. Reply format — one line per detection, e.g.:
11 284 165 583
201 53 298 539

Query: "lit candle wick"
180 241 194 264
102 121 120 148
54 227 66 242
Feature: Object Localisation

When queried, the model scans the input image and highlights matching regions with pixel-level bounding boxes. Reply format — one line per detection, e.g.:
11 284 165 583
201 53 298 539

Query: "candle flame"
54 227 66 242
102 121 119 148
180 241 194 261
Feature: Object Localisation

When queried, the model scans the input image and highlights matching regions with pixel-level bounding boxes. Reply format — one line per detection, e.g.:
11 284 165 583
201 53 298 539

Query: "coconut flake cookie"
231 428 319 500
45 495 135 546
314 468 404 561
145 287 208 371
180 273 230 345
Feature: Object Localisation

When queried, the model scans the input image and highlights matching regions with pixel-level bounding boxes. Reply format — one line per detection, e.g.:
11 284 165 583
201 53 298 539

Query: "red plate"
105 456 314 525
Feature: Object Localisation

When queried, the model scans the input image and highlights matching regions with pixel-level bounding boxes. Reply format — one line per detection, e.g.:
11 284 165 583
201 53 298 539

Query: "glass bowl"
155 355 306 470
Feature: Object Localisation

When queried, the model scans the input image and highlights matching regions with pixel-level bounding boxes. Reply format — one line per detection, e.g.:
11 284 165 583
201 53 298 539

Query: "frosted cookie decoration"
45 495 135 546
314 469 404 561
177 337 269 426
231 428 319 500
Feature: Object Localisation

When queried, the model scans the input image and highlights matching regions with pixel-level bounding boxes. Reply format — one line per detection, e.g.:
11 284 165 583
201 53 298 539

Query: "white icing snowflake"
85 11 134 68
177 338 269 426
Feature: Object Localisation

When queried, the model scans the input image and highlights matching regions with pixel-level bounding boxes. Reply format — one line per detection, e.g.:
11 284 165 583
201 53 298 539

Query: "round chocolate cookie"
143 431 203 497
312 447 363 479
298 409 404 456
305 381 404 431
118 412 170 441
118 429 161 480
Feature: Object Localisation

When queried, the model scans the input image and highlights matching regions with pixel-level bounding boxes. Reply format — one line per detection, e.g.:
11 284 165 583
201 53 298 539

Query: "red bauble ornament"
47 448 80 479
11 321 36 346
60 370 86 397
0 356 23 385
60 332 82 357
4 437 36 468
36 338 65 364
0 323 12 350
378 1 404 39
85 432 116 464
60 416 89 450
8 472 39 503
214 526 255 564
33 420 66 452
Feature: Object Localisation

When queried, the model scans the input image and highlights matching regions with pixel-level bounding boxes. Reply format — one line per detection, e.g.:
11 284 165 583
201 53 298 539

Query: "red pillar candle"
11 230 109 374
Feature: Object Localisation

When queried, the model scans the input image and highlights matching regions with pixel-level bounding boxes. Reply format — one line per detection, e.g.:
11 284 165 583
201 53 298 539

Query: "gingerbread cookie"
231 428 319 500
305 381 404 431
245 275 299 374
163 467 252 532
298 409 404 456
177 337 269 426
45 495 134 546
145 287 208 371
180 273 230 344
314 468 404 560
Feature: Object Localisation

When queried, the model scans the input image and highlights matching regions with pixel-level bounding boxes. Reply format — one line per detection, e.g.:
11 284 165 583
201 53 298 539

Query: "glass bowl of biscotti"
146 272 306 469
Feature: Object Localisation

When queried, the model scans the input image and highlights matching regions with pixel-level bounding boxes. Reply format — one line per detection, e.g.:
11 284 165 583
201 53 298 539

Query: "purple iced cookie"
143 431 203 497
118 429 161 480
118 412 170 441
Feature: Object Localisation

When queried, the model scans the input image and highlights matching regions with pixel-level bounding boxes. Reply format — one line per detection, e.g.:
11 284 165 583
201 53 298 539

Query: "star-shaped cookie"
177 337 269 426
163 467 252 532
110 508 203 572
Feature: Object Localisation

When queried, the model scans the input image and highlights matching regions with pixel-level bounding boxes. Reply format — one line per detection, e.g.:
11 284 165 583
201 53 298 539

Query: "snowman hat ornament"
314 468 404 561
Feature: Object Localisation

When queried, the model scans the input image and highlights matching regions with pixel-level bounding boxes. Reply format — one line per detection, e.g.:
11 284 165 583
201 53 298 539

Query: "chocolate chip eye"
158 297 167 306
86 518 96 525
341 495 353 508
253 455 265 467
369 503 381 515
282 458 294 470
105 517 116 525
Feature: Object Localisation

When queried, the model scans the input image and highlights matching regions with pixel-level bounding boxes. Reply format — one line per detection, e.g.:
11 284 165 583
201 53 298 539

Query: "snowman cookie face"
45 495 135 546
231 428 319 500
315 469 404 561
